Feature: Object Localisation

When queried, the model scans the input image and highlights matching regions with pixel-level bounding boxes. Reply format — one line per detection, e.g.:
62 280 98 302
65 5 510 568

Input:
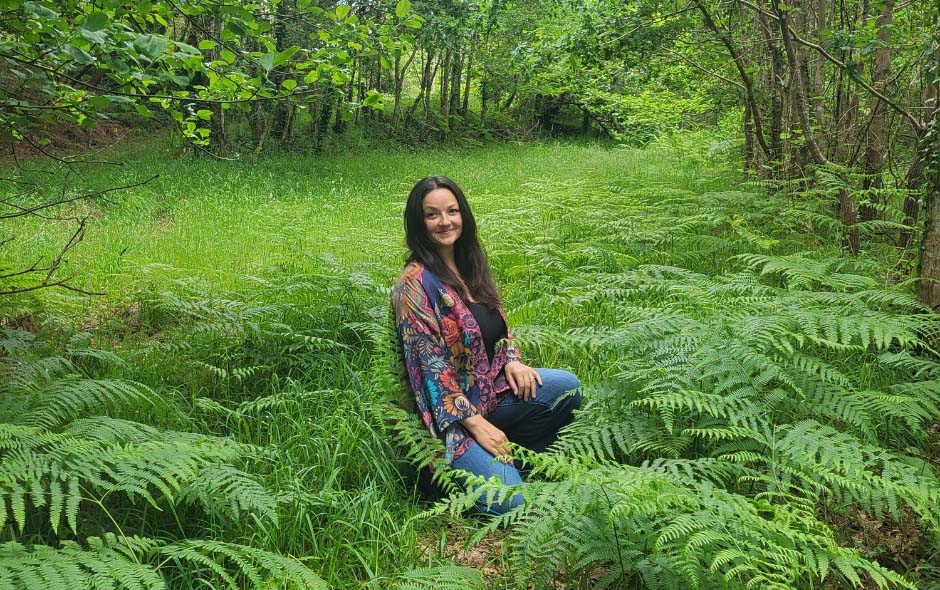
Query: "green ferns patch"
387 180 940 589
0 329 327 589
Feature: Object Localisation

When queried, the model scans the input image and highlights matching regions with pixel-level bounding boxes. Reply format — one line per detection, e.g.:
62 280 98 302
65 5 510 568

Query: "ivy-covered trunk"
917 112 940 309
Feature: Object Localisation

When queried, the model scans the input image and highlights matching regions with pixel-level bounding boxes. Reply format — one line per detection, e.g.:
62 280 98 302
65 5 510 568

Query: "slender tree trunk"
449 49 462 119
860 0 894 221
270 0 294 143
355 55 364 126
393 48 417 127
900 152 923 249
916 94 940 309
440 48 451 118
424 53 439 126
757 10 784 168
696 0 772 160
480 74 488 126
840 186 861 254
744 101 757 171
462 47 473 117
811 0 830 150
407 50 432 121
772 0 827 166
918 172 940 310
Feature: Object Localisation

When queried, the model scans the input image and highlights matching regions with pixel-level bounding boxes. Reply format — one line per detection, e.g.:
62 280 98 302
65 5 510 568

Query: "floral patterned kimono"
392 261 518 461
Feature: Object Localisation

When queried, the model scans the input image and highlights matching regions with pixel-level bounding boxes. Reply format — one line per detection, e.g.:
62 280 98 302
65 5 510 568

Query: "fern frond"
0 534 164 590
160 539 327 589
385 564 485 590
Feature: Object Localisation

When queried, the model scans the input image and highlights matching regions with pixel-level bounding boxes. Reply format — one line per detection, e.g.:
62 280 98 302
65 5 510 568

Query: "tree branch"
661 48 746 91
737 0 924 134
0 175 159 220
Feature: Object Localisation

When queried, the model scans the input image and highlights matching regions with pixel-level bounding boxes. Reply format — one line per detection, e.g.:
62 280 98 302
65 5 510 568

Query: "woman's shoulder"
392 261 428 302
392 262 438 319
396 261 425 284
393 261 427 293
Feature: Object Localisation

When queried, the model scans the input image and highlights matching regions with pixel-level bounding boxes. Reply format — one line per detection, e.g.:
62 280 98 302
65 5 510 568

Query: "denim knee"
451 442 524 516
534 368 581 409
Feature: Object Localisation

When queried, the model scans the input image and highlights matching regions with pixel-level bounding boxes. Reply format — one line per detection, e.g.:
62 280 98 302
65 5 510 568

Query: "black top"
466 301 508 362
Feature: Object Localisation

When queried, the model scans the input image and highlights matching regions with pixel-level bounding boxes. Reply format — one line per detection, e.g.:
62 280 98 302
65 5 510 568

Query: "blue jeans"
451 368 581 515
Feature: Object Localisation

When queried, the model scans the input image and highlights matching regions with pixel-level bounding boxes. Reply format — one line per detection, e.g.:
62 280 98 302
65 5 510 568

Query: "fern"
0 327 320 588
434 175 940 589
0 534 164 590
159 539 326 589
379 564 485 590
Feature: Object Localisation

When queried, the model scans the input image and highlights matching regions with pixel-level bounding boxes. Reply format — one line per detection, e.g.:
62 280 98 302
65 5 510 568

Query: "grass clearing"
2 135 938 589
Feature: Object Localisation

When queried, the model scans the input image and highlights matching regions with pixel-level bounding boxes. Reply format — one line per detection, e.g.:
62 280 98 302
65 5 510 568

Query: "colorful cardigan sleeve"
392 274 480 436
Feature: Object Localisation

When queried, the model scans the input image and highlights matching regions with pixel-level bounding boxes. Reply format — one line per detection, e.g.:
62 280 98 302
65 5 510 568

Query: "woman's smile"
423 187 463 251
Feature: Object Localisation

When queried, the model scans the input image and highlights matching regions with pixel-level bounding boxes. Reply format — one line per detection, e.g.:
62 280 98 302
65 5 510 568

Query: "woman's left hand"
505 361 542 401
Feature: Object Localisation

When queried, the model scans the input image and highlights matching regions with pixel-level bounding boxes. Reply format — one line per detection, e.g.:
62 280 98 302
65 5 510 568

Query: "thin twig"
0 174 159 219
662 48 746 90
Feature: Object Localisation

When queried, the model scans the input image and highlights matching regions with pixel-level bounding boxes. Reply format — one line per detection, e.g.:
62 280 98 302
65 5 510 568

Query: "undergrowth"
1 138 938 588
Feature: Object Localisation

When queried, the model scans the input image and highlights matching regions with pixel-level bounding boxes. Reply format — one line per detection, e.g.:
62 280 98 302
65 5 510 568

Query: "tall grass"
2 133 937 589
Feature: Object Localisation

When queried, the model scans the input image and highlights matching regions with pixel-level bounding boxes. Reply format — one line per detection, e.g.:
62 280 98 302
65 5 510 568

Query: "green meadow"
3 136 938 589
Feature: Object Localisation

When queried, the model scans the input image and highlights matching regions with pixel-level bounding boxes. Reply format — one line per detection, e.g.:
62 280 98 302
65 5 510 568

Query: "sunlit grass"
17 134 935 589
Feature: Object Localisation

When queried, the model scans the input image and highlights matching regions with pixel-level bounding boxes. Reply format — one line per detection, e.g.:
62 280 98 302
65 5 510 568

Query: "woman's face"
422 188 462 252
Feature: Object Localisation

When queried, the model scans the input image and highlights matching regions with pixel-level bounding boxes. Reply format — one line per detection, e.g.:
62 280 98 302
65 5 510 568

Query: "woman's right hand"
460 415 511 460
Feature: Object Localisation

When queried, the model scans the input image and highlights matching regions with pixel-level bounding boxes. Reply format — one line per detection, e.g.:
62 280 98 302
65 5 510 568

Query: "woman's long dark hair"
404 175 501 307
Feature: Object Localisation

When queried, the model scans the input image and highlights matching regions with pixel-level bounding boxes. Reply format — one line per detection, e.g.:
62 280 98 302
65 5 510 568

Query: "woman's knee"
451 443 524 515
535 368 581 408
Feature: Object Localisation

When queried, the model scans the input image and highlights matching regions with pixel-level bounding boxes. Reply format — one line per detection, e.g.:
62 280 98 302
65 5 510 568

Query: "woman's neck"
439 247 458 276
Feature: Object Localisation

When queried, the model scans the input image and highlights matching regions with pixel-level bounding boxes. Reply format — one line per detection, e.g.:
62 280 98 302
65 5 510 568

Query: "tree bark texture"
860 0 894 221
772 0 828 166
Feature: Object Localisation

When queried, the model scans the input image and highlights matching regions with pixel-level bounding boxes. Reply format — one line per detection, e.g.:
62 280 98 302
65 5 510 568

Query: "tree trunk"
840 186 860 255
270 0 294 143
424 53 439 127
757 10 784 168
744 101 757 171
462 47 473 117
440 48 451 118
695 0 772 161
918 178 940 310
916 96 940 309
772 0 827 166
860 0 894 222
409 51 428 120
393 48 417 127
449 50 462 119
900 152 922 249
810 0 830 147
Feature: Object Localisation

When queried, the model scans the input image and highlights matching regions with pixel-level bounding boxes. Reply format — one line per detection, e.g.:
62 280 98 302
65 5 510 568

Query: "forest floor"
3 134 937 589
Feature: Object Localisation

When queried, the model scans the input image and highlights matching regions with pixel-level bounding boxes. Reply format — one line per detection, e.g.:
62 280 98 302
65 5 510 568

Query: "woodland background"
1 0 940 589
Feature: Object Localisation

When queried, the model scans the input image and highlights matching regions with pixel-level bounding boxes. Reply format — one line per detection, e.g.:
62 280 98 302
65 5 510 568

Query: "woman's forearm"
461 415 511 458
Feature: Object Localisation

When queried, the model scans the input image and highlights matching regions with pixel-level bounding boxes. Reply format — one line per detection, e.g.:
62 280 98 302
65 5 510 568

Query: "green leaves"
259 45 299 72
133 34 168 60
395 0 411 18
23 1 57 18
81 11 109 31
63 44 95 65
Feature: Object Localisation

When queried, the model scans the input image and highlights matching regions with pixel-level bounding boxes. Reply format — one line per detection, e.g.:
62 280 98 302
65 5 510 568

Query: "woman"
391 175 581 515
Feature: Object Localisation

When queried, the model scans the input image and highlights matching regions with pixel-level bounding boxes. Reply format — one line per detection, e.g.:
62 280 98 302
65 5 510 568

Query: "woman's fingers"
522 371 539 401
462 415 512 459
483 430 511 460
506 371 519 396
